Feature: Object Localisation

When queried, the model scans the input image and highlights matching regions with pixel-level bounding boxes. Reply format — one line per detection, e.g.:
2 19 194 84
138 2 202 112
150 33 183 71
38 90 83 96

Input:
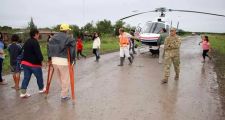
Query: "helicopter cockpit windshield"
142 22 165 34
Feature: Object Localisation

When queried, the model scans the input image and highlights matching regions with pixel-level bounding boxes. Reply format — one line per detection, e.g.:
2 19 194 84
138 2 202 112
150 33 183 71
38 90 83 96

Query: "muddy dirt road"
0 36 224 120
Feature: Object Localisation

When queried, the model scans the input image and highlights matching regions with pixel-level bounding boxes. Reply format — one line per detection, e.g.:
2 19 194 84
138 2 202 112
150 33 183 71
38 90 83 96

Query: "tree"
125 24 135 32
70 24 80 37
28 17 37 30
96 19 113 34
81 21 96 33
114 20 125 35
0 26 13 32
52 24 61 31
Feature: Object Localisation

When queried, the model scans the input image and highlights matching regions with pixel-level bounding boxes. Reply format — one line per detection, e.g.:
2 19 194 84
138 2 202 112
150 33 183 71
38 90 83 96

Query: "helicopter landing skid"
138 45 159 57
149 46 159 57
138 45 150 54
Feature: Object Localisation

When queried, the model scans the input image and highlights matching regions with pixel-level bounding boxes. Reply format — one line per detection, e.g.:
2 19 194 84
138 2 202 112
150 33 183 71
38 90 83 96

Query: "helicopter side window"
152 23 165 33
149 23 155 33
143 22 165 34
143 23 153 33
143 22 155 33
155 23 165 33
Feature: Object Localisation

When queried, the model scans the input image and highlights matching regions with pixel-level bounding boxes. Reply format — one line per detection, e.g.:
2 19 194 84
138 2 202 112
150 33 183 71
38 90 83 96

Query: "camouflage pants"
163 49 180 80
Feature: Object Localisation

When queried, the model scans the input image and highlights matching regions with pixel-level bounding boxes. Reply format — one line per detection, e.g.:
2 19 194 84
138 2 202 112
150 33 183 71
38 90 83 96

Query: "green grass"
2 51 10 75
3 34 120 75
82 34 119 56
208 35 225 54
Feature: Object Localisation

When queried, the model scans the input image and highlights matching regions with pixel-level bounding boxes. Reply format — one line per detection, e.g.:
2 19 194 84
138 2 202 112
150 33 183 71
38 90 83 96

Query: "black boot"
130 54 134 60
95 56 99 62
118 57 124 66
128 57 133 65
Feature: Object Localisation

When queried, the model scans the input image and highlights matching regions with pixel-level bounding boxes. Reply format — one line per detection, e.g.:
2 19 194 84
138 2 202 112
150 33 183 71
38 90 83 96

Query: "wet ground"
0 36 225 120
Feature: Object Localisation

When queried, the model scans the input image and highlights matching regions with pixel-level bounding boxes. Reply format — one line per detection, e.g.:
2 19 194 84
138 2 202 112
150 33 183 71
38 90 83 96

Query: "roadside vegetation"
208 34 225 95
209 34 225 54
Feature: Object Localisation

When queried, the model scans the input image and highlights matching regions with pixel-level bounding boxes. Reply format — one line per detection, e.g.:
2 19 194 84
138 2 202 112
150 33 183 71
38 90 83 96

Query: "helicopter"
120 7 225 55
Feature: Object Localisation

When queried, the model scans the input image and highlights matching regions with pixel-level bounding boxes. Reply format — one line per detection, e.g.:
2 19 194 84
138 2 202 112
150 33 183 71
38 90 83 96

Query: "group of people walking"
0 23 103 99
0 24 212 100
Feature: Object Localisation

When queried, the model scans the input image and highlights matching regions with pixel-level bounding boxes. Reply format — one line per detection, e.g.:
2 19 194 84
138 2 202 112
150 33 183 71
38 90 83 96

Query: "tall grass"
2 51 10 75
209 35 225 54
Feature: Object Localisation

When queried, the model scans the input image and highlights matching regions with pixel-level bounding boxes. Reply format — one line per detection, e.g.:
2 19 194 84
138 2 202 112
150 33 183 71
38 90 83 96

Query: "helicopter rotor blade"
169 9 225 17
120 10 156 20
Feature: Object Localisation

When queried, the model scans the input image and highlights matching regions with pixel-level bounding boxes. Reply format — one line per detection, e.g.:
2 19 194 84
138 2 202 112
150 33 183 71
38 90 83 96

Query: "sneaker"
20 93 31 98
61 96 70 101
0 80 7 85
39 87 46 94
161 79 168 84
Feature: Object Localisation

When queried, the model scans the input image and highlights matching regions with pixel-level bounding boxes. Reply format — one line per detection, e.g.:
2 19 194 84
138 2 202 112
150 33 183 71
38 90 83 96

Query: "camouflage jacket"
164 35 181 50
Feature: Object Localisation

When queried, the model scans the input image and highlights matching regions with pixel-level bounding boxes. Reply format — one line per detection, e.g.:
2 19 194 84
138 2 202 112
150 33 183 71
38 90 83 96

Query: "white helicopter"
120 7 225 55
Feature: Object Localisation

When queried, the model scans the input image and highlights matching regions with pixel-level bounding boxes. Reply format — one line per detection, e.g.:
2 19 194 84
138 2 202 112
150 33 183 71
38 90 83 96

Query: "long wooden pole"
45 61 54 98
67 48 75 102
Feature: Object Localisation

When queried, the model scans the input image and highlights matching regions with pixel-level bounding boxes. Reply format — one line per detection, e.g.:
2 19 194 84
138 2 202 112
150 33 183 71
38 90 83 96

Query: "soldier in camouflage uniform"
161 28 181 84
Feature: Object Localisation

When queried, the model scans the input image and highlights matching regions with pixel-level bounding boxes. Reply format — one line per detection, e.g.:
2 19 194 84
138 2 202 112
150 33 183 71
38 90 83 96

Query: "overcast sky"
1 0 225 32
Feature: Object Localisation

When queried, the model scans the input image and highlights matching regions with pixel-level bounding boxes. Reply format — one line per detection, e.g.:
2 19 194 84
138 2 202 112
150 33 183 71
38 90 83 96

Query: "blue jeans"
21 65 44 93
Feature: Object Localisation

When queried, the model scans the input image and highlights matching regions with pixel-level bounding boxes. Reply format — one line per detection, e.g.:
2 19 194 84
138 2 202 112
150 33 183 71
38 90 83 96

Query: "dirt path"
0 35 224 120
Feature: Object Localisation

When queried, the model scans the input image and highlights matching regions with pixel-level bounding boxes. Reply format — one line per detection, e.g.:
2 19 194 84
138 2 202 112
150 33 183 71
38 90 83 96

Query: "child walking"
8 34 22 90
76 36 86 60
200 35 211 63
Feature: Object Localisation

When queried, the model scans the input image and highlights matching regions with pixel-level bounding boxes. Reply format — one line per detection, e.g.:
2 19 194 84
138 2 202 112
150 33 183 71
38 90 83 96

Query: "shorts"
120 46 130 57
10 65 21 73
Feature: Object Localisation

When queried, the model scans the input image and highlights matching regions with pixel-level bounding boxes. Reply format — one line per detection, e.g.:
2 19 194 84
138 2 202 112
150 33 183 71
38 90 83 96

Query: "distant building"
38 29 58 41
0 29 58 43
